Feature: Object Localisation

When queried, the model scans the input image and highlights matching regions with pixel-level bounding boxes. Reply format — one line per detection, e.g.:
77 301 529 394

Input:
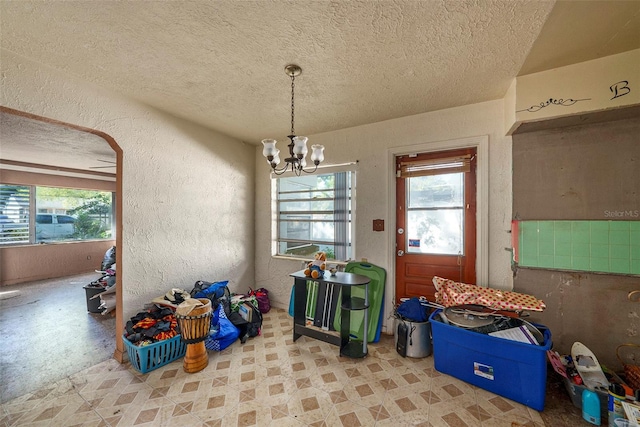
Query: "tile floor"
0 307 563 427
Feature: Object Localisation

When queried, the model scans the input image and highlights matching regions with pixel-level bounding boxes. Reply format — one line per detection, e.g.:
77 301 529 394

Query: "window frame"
271 165 357 262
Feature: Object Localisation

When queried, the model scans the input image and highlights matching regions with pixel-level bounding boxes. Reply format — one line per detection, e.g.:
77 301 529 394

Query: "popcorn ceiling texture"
0 0 554 144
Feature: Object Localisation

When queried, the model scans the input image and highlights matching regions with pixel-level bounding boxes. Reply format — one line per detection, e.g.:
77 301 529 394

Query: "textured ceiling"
0 111 116 173
1 0 639 172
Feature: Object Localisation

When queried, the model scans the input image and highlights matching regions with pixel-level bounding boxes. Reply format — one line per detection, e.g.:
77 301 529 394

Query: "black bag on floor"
229 303 262 343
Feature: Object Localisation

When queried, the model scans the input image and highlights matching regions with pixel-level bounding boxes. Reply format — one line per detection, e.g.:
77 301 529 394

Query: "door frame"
386 135 489 321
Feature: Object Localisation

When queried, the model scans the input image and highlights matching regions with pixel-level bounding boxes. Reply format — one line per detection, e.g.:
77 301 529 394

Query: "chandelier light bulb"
310 145 325 164
292 136 308 157
272 149 281 166
262 139 277 157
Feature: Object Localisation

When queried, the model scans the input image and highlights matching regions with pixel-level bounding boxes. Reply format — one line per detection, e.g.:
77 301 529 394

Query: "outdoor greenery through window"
0 184 114 245
276 170 354 261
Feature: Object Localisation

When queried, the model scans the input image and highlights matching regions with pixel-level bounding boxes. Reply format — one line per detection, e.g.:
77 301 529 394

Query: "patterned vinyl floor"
1 306 593 426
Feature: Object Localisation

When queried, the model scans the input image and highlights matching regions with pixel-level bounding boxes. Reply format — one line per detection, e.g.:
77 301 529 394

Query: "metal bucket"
394 317 432 358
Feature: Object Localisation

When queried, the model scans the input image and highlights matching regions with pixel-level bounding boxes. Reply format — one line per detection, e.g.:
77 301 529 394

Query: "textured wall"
514 268 639 371
1 50 255 322
513 115 640 220
254 100 514 334
0 240 115 286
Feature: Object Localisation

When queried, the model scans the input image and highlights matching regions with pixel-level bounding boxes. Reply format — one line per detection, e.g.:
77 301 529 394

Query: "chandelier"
262 64 324 175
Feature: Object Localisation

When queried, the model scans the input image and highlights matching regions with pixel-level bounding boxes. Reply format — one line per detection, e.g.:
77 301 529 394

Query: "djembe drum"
175 298 212 373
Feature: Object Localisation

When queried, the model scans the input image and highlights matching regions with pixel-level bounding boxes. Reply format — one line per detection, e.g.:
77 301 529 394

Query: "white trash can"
394 317 432 358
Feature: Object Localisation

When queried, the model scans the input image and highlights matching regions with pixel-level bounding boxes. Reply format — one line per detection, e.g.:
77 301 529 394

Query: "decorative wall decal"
610 81 631 100
517 97 591 113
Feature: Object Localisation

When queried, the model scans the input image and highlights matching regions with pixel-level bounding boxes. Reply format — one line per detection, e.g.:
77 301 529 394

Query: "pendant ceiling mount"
284 64 301 78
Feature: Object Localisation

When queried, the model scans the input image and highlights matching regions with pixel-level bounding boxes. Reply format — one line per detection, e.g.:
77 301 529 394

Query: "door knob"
397 250 404 257
629 290 640 302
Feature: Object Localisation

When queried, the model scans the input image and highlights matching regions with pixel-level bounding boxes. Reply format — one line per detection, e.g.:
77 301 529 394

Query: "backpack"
191 280 231 315
248 287 271 313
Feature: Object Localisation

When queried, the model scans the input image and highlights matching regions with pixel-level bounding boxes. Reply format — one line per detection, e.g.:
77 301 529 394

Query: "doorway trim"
386 135 489 319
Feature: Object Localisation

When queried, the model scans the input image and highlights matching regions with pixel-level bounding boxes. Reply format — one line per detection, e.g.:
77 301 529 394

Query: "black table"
290 270 370 358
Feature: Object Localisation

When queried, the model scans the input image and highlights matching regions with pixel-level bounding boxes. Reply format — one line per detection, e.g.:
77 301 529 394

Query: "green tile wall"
518 221 640 275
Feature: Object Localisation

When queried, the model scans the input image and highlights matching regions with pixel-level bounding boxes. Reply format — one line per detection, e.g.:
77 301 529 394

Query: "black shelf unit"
290 270 370 358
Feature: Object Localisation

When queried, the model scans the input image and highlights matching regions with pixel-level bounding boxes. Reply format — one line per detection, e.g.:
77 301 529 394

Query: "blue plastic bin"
123 334 186 374
429 309 551 411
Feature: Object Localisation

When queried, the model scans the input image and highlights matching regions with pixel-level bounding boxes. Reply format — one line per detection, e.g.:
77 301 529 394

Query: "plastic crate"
123 334 186 374
562 367 626 419
563 376 608 417
429 309 552 411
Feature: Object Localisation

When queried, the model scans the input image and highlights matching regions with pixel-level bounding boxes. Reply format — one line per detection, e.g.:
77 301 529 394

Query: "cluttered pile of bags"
85 246 117 315
125 280 271 351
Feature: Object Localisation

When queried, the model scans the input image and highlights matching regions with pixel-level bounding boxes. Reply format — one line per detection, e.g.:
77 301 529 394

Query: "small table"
290 270 370 358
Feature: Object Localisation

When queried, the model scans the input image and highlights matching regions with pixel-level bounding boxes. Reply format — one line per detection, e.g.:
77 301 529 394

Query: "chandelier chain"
290 74 295 136
262 64 323 176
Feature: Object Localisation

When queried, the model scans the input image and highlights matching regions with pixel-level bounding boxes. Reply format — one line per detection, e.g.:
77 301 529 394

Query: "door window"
406 172 465 254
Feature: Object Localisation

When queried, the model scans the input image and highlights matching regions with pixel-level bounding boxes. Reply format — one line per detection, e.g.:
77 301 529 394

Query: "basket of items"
123 304 184 374
617 343 640 391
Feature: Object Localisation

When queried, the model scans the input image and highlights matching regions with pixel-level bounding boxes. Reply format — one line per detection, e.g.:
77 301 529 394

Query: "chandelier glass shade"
262 64 325 175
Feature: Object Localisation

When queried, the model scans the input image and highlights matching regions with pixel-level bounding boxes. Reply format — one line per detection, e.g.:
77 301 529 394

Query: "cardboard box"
429 309 552 411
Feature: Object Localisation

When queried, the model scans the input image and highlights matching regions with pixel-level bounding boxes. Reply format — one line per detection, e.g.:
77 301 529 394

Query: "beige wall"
0 240 115 285
1 49 256 322
254 100 514 335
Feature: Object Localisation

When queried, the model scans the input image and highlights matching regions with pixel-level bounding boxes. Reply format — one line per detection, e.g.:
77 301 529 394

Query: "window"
0 184 114 245
0 185 30 244
275 169 355 261
36 214 53 224
406 173 465 254
57 215 76 224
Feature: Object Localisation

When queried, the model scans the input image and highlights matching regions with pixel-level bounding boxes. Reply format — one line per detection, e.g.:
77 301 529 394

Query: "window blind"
398 154 472 178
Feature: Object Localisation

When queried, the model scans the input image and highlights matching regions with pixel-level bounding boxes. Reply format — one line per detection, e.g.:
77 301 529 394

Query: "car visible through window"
36 214 76 240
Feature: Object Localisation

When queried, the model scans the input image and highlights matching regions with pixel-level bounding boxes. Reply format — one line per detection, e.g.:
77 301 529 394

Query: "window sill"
272 254 350 267
0 238 114 248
